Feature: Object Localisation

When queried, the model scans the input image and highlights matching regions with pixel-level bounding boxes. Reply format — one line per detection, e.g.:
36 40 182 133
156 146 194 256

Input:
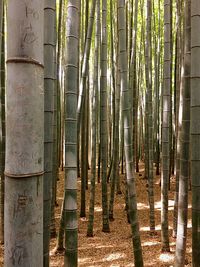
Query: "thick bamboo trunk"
5 1 44 266
175 0 191 265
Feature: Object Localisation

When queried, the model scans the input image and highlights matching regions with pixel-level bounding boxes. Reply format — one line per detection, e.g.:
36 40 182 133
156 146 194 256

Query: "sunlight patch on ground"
140 226 149 231
155 200 174 210
159 253 174 263
79 257 91 263
140 224 173 231
103 252 125 262
80 217 88 222
137 202 149 210
142 241 160 246
95 245 114 249
188 219 192 228
142 240 176 248
94 206 102 212
79 243 114 250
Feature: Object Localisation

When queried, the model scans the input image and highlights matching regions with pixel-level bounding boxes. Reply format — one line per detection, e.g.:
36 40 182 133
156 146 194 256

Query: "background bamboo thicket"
0 0 198 266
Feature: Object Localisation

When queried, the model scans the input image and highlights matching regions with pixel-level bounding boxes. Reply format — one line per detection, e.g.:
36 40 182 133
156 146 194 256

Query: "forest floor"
0 162 192 266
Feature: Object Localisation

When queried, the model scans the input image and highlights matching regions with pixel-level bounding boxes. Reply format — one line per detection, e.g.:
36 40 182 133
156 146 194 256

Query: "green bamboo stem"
0 1 5 244
44 1 56 265
87 0 100 237
161 0 171 252
77 0 96 138
100 0 110 233
64 1 80 265
191 1 200 265
175 0 191 265
118 1 143 266
146 0 155 232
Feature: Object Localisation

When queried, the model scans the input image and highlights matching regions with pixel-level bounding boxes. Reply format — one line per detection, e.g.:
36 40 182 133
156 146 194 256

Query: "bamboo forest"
0 0 200 266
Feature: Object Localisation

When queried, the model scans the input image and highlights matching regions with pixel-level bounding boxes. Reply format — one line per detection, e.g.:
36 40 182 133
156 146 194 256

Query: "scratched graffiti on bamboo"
20 3 39 49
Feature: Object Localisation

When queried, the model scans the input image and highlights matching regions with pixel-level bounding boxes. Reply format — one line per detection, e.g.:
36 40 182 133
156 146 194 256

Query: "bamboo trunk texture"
191 0 200 265
118 0 143 266
44 1 56 265
146 0 155 232
5 1 44 266
64 0 80 265
100 0 110 233
77 0 96 138
161 0 171 252
0 1 5 244
175 0 191 265
87 0 100 237
109 49 120 221
51 3 59 238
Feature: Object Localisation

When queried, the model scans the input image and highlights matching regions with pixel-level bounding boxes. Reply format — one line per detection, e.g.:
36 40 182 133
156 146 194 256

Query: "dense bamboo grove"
0 0 199 266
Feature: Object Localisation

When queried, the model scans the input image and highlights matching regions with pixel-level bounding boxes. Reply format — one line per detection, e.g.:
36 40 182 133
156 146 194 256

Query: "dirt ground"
0 163 192 266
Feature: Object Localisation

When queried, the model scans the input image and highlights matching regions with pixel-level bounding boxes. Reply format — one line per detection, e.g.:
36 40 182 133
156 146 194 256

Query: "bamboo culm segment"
5 1 44 266
43 1 56 266
161 0 171 252
64 0 80 266
191 1 200 265
118 0 143 266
